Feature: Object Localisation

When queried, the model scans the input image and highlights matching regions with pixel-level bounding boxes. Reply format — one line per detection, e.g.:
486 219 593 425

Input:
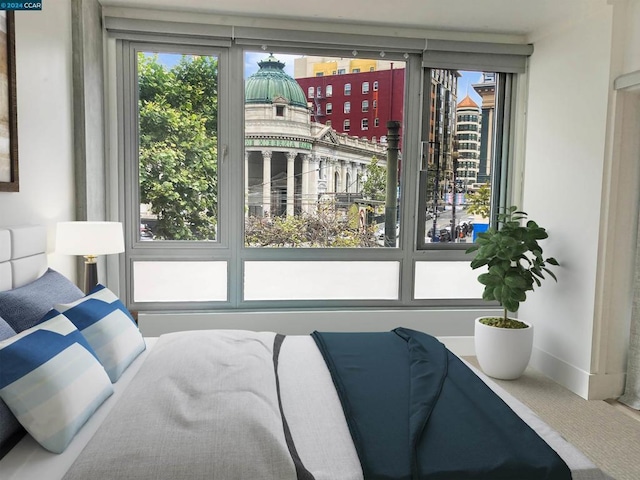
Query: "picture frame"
0 11 18 192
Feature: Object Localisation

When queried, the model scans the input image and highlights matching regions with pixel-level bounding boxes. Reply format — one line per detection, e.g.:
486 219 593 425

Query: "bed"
0 225 612 479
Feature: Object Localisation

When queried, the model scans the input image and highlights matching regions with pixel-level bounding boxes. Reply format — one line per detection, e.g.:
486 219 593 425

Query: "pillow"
0 310 113 454
55 284 146 383
0 268 84 333
0 317 24 457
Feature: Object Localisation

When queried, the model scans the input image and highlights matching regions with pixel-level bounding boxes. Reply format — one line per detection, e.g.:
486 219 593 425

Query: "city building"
244 55 386 217
295 57 405 143
473 73 496 184
455 95 481 188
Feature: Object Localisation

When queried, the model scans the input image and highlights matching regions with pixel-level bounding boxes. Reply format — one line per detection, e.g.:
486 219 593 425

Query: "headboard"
0 225 48 292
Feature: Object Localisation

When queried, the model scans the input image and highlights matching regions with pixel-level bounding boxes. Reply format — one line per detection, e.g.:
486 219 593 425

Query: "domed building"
244 55 387 218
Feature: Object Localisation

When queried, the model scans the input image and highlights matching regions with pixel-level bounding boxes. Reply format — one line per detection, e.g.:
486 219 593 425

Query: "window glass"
362 82 370 94
326 85 333 97
418 70 497 247
137 51 219 241
244 52 405 248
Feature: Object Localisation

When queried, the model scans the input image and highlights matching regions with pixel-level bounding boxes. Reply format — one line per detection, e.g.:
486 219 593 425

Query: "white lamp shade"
56 221 125 256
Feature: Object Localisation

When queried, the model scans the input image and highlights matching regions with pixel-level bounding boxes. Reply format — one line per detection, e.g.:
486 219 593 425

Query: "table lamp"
56 221 125 293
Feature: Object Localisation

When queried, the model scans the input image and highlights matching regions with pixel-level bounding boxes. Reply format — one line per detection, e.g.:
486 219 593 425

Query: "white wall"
0 1 76 280
520 2 640 399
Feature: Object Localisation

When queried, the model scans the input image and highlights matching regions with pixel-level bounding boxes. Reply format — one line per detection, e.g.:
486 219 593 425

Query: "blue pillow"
55 284 146 383
0 310 113 454
0 269 84 333
0 317 23 456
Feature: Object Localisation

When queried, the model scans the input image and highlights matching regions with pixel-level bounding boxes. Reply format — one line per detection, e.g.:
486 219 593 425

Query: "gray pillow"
0 268 84 333
0 316 23 458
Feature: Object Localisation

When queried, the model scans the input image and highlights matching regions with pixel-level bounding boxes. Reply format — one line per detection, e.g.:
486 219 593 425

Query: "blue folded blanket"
311 328 571 480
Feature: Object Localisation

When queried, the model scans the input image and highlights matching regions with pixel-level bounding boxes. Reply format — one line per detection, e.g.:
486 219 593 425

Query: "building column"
244 151 250 217
341 160 348 192
286 152 296 217
262 150 272 217
301 153 310 213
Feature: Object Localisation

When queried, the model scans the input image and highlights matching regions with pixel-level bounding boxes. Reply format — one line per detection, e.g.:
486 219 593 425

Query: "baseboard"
530 347 626 400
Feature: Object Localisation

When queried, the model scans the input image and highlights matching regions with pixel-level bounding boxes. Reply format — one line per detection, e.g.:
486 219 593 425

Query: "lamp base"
83 257 98 294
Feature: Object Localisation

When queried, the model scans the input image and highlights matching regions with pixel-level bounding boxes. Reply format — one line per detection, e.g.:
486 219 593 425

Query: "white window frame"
362 82 370 94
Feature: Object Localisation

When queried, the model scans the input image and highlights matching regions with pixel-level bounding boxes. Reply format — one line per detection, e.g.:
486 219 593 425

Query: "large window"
113 22 527 310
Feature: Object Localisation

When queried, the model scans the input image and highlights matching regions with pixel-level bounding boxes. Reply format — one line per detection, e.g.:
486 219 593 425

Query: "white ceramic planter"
474 317 533 380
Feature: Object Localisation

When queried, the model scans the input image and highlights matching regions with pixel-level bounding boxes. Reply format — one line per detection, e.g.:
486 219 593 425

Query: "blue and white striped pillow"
55 285 146 383
0 310 113 453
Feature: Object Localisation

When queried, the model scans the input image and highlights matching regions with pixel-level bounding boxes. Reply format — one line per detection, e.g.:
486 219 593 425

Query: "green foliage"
466 206 559 327
466 184 492 218
138 53 219 240
245 202 377 248
360 157 386 201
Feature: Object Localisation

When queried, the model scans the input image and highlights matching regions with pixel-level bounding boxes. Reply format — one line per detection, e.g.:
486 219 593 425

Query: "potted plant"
466 206 559 379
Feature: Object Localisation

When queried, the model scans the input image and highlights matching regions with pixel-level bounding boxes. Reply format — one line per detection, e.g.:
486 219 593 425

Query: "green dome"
245 55 308 108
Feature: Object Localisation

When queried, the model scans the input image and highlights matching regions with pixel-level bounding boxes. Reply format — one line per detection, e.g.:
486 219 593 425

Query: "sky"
156 52 484 105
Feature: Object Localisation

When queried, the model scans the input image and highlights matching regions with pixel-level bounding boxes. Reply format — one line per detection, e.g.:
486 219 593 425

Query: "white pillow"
55 284 146 382
0 310 113 453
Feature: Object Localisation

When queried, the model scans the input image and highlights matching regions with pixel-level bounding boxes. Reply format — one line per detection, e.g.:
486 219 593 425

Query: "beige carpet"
464 357 640 480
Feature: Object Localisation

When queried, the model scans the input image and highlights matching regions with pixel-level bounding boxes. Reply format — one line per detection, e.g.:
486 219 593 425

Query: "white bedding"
0 333 610 480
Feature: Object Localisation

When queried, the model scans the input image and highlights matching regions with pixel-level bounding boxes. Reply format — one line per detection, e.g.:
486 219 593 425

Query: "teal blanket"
311 328 572 480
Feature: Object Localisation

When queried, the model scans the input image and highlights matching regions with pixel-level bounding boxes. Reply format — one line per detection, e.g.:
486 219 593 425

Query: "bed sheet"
0 333 611 480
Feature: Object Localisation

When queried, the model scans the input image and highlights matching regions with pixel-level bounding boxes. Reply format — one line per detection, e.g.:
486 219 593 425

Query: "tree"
466 183 492 219
138 53 219 240
360 156 386 201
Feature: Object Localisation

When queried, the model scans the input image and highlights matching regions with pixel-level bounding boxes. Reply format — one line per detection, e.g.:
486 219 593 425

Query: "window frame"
108 20 526 312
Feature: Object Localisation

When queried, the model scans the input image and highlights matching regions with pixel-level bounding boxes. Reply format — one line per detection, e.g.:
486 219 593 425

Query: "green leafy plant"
466 206 559 328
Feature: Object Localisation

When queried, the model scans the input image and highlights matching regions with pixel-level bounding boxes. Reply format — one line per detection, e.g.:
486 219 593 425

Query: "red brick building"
296 67 405 144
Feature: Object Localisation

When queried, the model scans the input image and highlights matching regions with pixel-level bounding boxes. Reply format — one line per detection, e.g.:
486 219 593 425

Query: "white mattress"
0 335 610 480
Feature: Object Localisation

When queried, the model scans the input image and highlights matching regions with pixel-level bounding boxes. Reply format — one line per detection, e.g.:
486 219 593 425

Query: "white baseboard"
530 347 626 400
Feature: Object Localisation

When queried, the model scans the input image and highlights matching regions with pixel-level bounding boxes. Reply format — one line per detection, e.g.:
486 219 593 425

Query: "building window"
362 100 369 112
326 85 332 97
338 68 346 75
344 101 351 113
326 103 333 114
373 99 377 109
317 86 322 97
276 105 285 117
361 118 369 130
352 68 360 73
373 81 379 91
315 72 323 77
344 83 351 95
308 86 314 98
374 118 379 127
344 119 350 131
362 82 370 94
326 120 332 127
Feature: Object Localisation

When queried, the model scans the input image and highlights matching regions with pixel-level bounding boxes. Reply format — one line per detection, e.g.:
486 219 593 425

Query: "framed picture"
0 11 17 192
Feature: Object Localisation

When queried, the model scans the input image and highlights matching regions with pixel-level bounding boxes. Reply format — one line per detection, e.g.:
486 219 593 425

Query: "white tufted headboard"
0 225 48 292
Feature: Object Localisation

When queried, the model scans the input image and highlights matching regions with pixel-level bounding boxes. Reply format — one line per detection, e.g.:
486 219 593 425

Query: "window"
344 101 351 113
352 68 360 73
308 86 314 98
373 81 379 91
317 86 322 97
315 72 323 77
135 51 219 242
115 24 525 311
337 68 346 75
344 83 351 95
362 82 370 94
362 100 369 112
326 85 333 97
